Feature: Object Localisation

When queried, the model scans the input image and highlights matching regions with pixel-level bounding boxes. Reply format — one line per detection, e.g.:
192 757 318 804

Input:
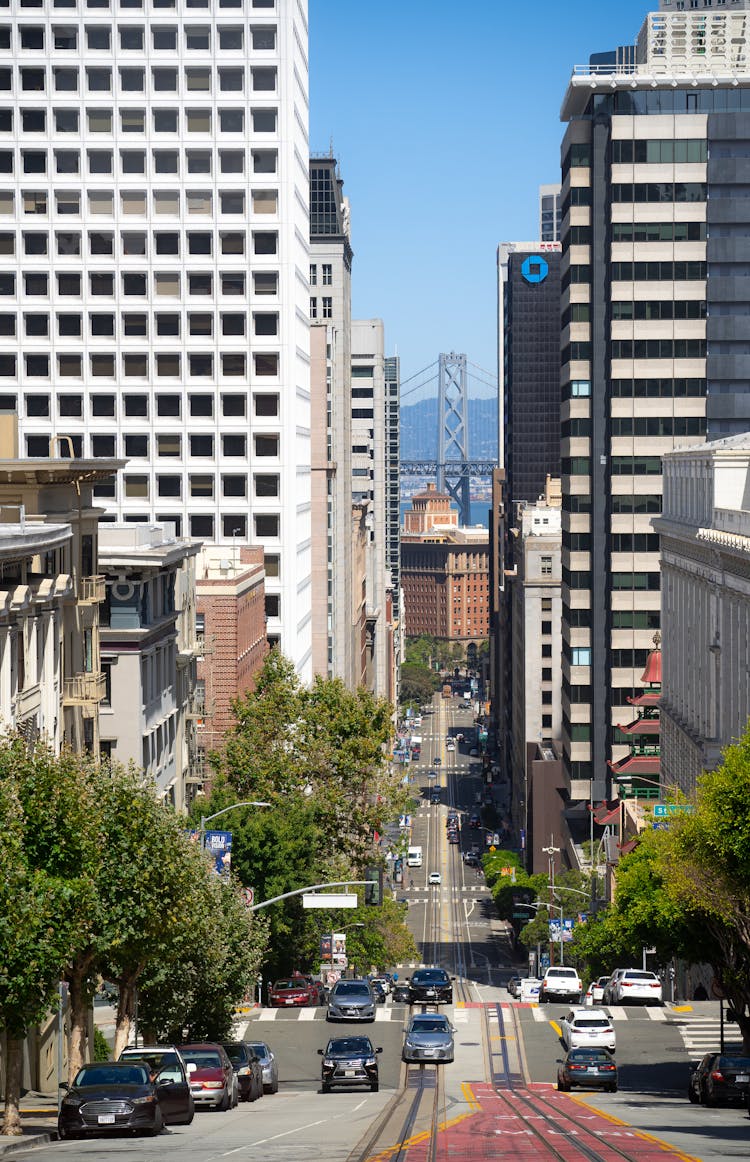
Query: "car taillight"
601 1064 616 1072
650 982 660 988
622 982 633 987
711 1071 724 1082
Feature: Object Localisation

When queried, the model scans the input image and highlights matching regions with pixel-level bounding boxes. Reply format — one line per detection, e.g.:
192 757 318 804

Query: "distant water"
399 500 490 530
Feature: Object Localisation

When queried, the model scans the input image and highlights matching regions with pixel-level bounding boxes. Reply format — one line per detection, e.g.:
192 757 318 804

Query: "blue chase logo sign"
521 255 549 284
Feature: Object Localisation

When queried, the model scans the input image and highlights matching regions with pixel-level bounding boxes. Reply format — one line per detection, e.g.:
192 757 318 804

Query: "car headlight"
323 1059 334 1068
364 1057 376 1067
62 1097 81 1108
131 1095 156 1105
202 1081 224 1089
238 1066 251 1075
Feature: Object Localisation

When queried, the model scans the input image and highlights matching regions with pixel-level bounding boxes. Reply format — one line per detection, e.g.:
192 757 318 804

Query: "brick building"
401 499 490 642
195 545 267 773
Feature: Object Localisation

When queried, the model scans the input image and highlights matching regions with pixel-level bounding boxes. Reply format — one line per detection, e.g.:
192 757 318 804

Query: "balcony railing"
79 575 106 605
63 671 107 705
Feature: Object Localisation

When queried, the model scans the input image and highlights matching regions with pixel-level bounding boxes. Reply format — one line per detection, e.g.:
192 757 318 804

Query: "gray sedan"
402 1014 455 1064
247 1041 279 1094
326 980 376 1022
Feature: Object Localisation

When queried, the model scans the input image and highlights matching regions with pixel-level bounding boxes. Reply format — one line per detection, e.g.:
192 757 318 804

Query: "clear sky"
310 0 651 401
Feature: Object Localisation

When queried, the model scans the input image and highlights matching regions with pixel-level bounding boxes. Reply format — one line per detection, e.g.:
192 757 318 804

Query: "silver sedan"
402 1014 455 1064
247 1041 279 1094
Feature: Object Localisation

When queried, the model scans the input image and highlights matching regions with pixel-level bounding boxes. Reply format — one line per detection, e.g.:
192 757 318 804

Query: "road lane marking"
550 1020 562 1037
227 1117 329 1151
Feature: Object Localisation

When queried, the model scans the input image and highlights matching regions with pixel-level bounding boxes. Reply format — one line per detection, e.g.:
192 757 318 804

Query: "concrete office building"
539 184 562 243
309 156 360 686
556 0 750 800
0 1 312 677
656 435 750 793
98 522 201 810
351 318 393 696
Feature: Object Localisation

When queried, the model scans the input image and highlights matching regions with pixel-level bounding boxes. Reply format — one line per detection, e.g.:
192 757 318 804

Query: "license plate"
424 1048 437 1057
737 1074 749 1082
344 1070 356 1077
97 1114 116 1124
587 1067 599 1073
285 1000 294 1005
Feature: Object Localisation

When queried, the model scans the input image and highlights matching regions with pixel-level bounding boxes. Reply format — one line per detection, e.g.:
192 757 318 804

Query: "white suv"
560 1008 616 1052
609 969 663 1005
539 966 582 1004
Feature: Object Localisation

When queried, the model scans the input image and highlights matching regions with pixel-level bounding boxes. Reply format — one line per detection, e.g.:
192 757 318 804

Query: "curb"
0 1133 55 1156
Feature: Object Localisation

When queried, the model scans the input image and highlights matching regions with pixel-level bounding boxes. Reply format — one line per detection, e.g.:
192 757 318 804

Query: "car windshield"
413 970 448 984
547 969 576 977
273 980 300 990
568 1049 610 1062
411 1018 449 1032
248 1044 270 1062
182 1050 221 1069
334 982 370 996
328 1038 373 1055
222 1044 248 1065
622 971 658 980
75 1065 149 1087
720 1057 750 1069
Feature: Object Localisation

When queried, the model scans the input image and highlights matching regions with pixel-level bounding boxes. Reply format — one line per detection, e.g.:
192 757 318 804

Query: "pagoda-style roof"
619 838 639 857
616 717 660 737
608 754 660 777
627 692 661 708
640 646 662 688
592 802 620 825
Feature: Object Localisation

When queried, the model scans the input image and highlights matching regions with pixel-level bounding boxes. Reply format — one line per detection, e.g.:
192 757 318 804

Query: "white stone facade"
1 1 312 678
655 435 750 792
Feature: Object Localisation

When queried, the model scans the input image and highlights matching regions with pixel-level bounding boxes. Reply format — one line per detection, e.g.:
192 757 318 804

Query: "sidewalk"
0 1092 58 1156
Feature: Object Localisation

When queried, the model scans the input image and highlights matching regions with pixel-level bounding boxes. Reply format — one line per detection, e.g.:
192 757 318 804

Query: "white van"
406 846 423 867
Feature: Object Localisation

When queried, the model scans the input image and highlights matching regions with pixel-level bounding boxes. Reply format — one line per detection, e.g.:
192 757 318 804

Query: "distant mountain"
400 397 498 462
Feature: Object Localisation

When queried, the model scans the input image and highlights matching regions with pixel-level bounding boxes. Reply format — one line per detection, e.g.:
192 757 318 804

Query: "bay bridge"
400 352 498 526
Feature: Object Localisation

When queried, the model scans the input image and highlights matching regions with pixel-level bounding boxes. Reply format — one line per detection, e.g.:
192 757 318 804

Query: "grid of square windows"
2 1 284 544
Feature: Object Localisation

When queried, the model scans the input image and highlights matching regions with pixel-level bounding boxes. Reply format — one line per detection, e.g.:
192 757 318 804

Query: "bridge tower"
436 352 471 524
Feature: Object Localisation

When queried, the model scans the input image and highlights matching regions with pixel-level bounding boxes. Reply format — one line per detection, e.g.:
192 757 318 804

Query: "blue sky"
310 0 651 401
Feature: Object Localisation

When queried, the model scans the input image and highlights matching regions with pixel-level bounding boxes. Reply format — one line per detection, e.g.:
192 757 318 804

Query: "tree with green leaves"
0 742 96 1135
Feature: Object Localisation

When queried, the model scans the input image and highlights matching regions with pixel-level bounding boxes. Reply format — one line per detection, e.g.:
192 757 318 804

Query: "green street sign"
513 912 530 919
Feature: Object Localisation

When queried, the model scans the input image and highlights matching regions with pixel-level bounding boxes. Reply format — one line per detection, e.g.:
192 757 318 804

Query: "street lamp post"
199 800 272 850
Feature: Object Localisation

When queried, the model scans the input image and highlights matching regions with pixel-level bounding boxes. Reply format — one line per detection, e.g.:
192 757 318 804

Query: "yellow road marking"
550 1020 562 1036
671 1004 693 1012
461 1082 481 1112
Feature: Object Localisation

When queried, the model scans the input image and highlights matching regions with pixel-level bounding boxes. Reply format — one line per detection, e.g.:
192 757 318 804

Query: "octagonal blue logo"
521 256 549 284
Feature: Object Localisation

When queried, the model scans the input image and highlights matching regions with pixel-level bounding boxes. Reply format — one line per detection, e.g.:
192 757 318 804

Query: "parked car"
299 974 324 1005
559 1008 616 1053
370 979 387 1005
463 851 480 867
408 967 454 1005
59 1061 169 1139
606 969 663 1005
319 1036 382 1092
179 1043 237 1110
326 979 376 1022
539 966 582 1004
392 981 411 1004
221 1042 263 1102
689 1053 750 1106
557 1048 618 1092
402 1013 455 1064
117 1047 194 1125
583 976 611 1006
247 1041 279 1094
506 976 521 998
269 978 315 1007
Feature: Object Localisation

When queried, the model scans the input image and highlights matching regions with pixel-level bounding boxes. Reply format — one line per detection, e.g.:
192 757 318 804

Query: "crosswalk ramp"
673 1015 743 1056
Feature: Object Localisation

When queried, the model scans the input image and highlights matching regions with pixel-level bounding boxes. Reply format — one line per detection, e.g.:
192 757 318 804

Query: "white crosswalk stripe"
252 1007 403 1022
676 1018 742 1055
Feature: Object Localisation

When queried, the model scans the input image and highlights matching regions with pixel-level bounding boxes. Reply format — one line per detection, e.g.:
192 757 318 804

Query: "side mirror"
451 976 456 981
317 1049 324 1056
186 1062 197 1074
376 1047 383 1054
58 1082 69 1091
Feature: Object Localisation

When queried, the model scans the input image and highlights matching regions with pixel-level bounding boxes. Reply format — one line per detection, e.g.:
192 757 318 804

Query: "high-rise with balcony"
0 0 312 679
558 0 750 802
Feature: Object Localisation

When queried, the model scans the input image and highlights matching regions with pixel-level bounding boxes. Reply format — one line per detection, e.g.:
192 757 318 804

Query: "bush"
93 1027 110 1062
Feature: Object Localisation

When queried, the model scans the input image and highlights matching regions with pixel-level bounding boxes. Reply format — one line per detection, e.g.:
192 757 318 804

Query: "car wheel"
539 991 546 1003
705 1091 717 1108
558 1080 570 1092
608 1084 617 1093
271 1078 279 1094
370 1082 379 1092
322 1083 330 1094
688 1088 699 1104
219 1087 231 1112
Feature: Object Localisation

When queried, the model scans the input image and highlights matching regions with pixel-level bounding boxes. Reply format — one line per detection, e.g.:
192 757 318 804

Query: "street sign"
653 804 693 818
513 911 530 919
302 893 358 909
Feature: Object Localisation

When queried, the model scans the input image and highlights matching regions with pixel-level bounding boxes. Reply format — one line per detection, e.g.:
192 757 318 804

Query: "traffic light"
365 866 384 906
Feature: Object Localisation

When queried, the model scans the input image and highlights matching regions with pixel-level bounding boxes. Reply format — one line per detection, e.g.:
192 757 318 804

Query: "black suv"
408 967 454 1005
318 1036 382 1092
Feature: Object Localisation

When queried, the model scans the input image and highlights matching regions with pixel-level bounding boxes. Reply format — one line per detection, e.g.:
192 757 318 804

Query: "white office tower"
2 0 312 678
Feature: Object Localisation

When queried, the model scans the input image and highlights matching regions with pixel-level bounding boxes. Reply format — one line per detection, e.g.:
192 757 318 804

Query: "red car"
179 1043 237 1110
269 978 314 1007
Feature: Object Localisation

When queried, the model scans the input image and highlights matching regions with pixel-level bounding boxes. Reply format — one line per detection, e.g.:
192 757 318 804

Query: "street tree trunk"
112 978 136 1060
67 959 93 1081
2 1037 24 1136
